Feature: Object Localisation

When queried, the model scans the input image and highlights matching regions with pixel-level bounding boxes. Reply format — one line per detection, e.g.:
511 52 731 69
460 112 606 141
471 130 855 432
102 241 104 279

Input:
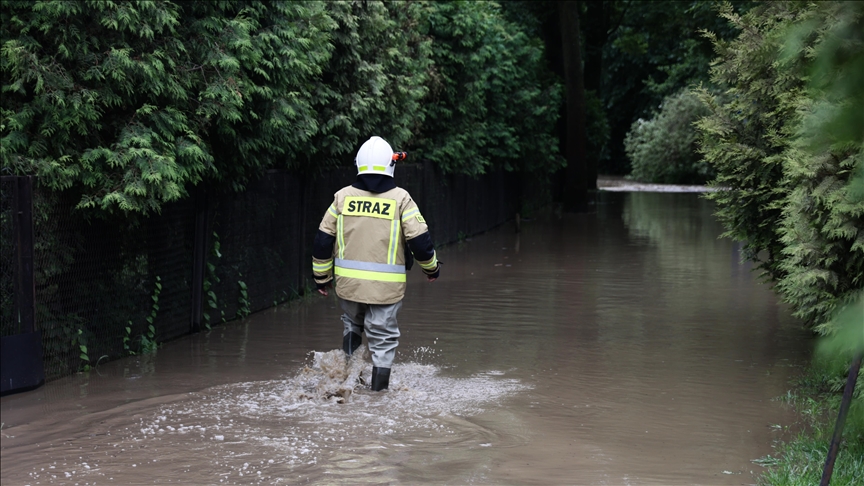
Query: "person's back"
327 184 416 305
312 136 440 391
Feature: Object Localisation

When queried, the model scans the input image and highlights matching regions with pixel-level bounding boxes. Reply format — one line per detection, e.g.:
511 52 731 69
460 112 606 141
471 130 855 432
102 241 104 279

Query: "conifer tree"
696 2 809 281
698 1 863 329
2 1 563 214
418 1 563 177
1 0 336 212
775 1 864 330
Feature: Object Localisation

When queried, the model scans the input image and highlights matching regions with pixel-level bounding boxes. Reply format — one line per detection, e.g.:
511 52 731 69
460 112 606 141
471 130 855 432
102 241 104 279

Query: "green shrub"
1 1 337 213
774 1 864 330
304 1 431 170
697 1 863 329
695 2 808 282
2 1 563 214
419 1 563 176
624 89 712 184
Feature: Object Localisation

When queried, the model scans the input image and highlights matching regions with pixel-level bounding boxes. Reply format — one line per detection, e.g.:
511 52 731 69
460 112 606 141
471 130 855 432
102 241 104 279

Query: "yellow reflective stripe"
337 214 345 259
358 165 388 173
335 267 407 283
387 218 399 264
313 261 333 272
402 207 420 220
327 204 338 218
419 253 438 270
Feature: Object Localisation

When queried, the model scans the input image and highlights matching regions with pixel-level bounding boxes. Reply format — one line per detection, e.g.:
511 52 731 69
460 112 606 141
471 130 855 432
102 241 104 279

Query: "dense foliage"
1 1 562 214
1 1 336 212
776 1 864 334
696 2 803 282
697 1 864 331
302 1 431 171
419 1 563 176
600 0 755 174
623 89 711 184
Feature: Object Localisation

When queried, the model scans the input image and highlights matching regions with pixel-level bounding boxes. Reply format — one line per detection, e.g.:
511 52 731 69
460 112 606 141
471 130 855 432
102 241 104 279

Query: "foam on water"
168 347 527 436
23 347 528 484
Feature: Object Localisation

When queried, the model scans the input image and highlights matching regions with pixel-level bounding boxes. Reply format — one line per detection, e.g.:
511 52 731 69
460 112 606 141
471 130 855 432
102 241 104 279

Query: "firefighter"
312 136 440 391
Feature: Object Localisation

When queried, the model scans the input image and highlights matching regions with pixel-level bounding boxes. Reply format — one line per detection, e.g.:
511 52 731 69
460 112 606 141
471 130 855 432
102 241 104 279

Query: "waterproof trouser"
339 298 402 368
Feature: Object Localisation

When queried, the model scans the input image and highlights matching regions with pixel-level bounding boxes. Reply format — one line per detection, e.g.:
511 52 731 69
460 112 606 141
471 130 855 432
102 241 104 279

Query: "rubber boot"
343 332 362 356
371 366 390 391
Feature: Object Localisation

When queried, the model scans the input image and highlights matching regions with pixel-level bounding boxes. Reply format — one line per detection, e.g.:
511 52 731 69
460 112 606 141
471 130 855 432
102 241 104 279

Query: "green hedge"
1 1 562 215
624 89 712 184
697 1 864 331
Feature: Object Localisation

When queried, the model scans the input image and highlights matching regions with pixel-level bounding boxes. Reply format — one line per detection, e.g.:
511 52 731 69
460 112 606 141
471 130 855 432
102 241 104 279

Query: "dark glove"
313 276 332 291
422 263 440 280
404 246 415 271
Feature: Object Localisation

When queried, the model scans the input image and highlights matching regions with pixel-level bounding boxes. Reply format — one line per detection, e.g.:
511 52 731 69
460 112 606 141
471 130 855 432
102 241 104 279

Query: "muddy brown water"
1 192 812 485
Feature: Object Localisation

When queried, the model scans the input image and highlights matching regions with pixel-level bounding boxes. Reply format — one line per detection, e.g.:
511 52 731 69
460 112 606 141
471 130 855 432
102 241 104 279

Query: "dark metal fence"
1 177 17 337
1 164 542 381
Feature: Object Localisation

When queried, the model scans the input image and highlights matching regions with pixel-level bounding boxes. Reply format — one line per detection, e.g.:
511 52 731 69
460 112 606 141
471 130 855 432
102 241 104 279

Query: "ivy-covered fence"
1 164 529 381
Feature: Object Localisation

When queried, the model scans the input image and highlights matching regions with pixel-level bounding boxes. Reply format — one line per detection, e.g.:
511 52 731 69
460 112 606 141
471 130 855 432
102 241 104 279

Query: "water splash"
292 347 371 403
23 347 528 484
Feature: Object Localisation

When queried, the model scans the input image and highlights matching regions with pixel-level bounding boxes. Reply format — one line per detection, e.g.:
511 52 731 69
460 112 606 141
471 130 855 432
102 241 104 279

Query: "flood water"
1 191 813 485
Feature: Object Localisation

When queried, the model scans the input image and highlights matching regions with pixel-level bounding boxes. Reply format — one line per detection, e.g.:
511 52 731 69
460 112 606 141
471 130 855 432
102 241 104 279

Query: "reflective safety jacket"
312 184 438 305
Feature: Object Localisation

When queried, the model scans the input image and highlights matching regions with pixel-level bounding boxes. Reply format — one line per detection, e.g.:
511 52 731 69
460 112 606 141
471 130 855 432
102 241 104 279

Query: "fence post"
820 351 863 486
1 175 44 396
190 187 209 333
13 176 36 333
298 172 308 295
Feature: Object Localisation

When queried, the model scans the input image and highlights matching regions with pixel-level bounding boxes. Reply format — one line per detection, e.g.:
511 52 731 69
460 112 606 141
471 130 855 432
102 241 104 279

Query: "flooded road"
1 191 812 485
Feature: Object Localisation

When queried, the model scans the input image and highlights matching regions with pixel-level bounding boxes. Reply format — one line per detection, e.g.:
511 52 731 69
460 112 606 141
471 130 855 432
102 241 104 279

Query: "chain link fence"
30 188 197 378
2 165 544 381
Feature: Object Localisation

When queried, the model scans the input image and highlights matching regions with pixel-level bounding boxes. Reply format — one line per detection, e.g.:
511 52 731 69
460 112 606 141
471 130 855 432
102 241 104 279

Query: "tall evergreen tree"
1 0 337 212
698 1 864 329
418 1 563 177
558 0 591 211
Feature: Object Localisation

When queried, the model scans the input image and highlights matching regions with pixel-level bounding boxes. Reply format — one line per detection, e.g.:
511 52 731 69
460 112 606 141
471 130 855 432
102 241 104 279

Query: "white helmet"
355 136 396 177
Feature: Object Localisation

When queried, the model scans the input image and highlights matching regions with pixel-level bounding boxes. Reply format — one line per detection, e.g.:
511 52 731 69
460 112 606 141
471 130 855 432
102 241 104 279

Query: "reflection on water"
1 192 811 485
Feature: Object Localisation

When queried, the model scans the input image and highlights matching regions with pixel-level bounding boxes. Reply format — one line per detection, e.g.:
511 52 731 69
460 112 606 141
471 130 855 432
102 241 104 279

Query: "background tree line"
0 0 763 215
4 1 860 330
1 0 563 215
572 0 862 338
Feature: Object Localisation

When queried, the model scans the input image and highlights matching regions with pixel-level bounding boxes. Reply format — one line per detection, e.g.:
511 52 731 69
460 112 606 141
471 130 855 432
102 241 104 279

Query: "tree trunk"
583 0 608 94
558 1 591 212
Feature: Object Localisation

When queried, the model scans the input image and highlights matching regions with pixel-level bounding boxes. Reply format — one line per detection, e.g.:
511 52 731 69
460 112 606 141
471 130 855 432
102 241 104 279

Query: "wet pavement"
1 191 812 485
